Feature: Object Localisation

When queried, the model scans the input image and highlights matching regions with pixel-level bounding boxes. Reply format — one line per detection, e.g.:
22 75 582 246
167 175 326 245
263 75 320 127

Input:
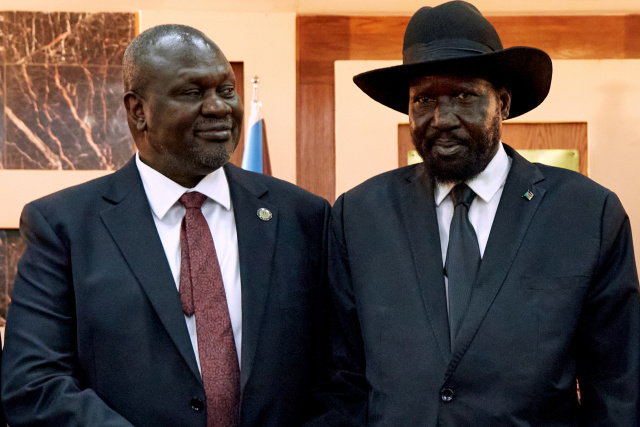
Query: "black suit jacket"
0 347 4 426
1 158 330 426
317 145 640 426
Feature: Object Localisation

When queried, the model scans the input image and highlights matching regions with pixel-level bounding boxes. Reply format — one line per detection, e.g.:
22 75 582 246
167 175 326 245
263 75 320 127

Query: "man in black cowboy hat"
316 1 640 425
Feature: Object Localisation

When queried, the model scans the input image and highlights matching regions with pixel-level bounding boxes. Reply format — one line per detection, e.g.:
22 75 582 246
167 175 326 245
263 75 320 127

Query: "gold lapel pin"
257 208 273 221
522 190 534 201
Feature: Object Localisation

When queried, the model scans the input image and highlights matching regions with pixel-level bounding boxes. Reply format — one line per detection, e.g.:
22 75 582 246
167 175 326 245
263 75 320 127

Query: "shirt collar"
135 152 231 220
435 142 511 206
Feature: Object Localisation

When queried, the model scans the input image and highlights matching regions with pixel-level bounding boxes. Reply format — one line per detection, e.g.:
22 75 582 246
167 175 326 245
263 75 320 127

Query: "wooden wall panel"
296 83 336 199
625 15 640 56
489 16 628 59
349 17 408 60
297 15 640 202
297 16 350 85
297 17 349 196
501 122 588 175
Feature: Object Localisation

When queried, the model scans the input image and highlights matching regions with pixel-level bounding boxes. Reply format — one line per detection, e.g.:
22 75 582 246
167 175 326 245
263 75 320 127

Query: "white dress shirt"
435 143 512 306
136 153 242 373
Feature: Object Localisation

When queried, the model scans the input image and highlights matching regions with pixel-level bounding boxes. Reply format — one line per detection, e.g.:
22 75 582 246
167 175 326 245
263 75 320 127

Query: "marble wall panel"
0 230 5 324
0 230 25 323
1 12 135 66
4 64 130 170
1 65 4 167
0 11 137 171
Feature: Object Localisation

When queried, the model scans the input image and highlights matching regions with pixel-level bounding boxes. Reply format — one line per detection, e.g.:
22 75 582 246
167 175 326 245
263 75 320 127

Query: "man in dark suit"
1 24 330 426
315 1 640 425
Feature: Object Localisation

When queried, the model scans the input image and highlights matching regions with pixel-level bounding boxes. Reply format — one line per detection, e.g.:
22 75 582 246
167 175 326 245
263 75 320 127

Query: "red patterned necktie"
178 191 240 427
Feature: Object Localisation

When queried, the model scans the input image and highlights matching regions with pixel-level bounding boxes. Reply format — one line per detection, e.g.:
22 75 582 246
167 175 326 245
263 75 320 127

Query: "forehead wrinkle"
174 63 234 83
142 54 228 90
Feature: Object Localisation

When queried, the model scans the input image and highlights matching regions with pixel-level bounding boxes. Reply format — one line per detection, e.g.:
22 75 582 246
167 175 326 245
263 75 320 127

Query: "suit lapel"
224 164 277 392
399 165 451 362
446 145 547 376
100 158 202 383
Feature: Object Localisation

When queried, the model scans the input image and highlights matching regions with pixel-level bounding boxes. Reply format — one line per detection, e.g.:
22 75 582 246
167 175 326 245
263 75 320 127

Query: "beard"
192 138 238 171
413 111 502 184
186 124 241 173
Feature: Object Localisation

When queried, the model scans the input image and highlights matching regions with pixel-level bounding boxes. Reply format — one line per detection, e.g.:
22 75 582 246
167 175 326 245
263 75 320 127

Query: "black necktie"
445 183 480 343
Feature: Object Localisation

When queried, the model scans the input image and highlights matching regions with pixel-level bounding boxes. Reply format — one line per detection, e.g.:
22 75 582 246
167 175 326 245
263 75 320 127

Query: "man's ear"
498 86 512 120
124 91 147 131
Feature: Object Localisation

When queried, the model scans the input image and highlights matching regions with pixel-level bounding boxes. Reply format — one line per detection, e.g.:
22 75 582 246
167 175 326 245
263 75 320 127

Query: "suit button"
191 398 204 411
440 388 454 402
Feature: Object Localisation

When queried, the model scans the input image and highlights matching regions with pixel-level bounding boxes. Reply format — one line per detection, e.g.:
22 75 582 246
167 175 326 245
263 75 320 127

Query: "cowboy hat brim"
353 46 552 119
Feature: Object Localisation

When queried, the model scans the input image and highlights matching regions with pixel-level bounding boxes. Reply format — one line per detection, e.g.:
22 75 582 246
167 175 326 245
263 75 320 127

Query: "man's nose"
202 93 232 116
432 98 458 129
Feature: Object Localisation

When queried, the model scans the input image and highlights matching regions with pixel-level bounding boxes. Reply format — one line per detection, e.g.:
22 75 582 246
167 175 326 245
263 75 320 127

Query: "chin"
417 137 498 183
206 156 232 171
422 153 486 183
196 142 237 170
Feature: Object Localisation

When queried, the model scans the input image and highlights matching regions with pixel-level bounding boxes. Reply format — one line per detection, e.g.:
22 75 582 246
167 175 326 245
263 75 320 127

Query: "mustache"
425 131 467 146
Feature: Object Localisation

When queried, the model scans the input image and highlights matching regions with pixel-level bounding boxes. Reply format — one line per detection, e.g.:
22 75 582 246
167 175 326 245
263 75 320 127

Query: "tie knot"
451 183 476 208
179 191 207 209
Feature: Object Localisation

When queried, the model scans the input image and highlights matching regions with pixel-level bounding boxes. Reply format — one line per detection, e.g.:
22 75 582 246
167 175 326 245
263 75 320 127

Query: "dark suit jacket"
1 158 330 427
0 347 4 426
317 145 640 426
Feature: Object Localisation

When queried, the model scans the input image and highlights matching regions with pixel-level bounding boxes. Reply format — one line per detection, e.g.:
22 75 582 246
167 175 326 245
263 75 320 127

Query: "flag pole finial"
251 76 260 103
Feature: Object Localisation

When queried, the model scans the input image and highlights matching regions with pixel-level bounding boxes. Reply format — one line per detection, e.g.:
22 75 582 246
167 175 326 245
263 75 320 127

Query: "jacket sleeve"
1 202 135 427
308 194 369 426
575 192 640 426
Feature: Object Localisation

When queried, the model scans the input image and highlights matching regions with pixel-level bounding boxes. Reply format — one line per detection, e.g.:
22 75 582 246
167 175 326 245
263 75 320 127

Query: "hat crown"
352 0 552 118
403 1 503 64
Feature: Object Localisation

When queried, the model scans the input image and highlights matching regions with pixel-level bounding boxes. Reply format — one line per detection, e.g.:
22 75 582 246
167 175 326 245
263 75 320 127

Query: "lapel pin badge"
522 190 534 201
257 208 273 221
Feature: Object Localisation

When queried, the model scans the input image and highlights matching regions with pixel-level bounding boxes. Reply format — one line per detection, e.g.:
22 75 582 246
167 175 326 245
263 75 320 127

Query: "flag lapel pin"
522 190 534 201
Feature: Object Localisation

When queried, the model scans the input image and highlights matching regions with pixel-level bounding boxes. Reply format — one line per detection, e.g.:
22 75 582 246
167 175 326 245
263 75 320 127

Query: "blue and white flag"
241 77 271 175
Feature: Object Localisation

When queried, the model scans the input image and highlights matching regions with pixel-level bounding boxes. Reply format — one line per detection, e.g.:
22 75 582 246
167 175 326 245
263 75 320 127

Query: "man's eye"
219 86 236 98
456 92 472 100
417 97 435 104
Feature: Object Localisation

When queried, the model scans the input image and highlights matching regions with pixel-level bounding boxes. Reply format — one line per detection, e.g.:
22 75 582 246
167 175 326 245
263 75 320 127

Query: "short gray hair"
122 24 213 94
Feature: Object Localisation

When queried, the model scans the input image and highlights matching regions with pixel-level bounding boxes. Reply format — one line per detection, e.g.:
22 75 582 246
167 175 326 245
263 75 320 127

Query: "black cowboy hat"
353 1 552 118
